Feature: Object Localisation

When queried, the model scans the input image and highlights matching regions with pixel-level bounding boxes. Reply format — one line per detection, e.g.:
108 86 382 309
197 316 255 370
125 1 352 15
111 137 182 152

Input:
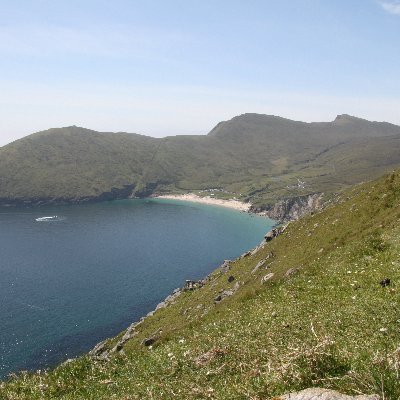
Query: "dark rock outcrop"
183 279 206 291
240 250 252 258
214 282 241 303
142 337 155 347
89 340 109 359
264 230 275 241
380 278 391 287
263 224 288 243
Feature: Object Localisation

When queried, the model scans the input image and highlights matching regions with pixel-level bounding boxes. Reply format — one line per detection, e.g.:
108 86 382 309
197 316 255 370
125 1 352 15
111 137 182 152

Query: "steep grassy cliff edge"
1 170 400 399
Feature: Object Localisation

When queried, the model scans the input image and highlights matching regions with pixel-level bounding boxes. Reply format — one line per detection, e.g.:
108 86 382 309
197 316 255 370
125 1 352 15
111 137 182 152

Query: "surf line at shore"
153 193 251 212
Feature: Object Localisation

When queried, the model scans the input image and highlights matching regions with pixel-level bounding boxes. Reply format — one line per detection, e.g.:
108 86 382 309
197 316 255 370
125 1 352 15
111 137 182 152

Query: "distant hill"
1 114 400 207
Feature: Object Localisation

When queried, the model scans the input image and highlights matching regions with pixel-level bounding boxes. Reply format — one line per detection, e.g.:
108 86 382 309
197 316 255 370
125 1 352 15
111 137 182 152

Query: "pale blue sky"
0 0 399 145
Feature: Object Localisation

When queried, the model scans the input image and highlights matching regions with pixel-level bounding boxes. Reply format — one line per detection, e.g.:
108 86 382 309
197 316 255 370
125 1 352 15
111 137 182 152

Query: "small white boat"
35 215 59 222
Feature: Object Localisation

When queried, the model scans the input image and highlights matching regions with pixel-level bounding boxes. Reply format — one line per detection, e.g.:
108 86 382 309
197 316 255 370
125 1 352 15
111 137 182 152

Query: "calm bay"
0 198 274 379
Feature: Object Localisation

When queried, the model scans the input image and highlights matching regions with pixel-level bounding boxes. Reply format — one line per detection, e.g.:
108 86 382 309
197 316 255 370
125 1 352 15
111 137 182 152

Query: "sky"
0 0 399 145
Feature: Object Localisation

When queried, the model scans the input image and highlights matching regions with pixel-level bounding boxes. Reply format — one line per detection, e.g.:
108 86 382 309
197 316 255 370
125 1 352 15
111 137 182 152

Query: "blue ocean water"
0 198 275 379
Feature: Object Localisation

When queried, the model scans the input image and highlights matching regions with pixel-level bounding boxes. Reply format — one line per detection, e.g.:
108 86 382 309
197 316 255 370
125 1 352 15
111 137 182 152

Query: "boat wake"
35 215 65 222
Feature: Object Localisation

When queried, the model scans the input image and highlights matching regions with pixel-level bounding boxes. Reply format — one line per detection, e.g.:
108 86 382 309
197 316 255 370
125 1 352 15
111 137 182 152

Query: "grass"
2 114 400 209
1 170 400 399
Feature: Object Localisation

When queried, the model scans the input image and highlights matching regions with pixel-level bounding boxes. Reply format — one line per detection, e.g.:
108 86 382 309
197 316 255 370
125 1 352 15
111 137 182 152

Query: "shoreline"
1 194 285 380
89 221 283 361
153 193 251 212
1 197 271 379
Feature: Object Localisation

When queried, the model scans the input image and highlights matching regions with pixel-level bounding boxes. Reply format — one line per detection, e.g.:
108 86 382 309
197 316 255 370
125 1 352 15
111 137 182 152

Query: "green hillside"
2 114 400 208
0 127 158 201
2 169 400 399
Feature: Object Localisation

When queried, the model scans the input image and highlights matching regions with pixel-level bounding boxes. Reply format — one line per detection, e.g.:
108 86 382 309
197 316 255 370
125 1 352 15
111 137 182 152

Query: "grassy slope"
2 170 400 399
0 127 159 199
2 114 400 206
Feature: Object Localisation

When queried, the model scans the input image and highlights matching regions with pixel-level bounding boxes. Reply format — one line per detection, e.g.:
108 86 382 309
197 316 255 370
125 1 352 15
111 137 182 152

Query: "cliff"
251 193 324 222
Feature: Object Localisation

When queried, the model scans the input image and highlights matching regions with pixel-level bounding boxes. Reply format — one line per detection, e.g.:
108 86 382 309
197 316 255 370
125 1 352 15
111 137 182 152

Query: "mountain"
2 165 400 399
1 114 400 208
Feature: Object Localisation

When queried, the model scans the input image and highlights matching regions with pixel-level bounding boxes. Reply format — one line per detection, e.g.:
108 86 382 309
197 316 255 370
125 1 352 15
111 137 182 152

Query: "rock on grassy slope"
2 170 400 399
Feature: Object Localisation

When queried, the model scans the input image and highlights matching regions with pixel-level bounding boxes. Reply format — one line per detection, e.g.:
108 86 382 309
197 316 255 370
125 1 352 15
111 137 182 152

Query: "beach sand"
154 193 251 212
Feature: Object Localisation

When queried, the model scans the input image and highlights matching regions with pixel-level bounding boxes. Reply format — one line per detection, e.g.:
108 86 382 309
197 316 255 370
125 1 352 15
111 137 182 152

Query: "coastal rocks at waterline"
90 288 184 358
243 224 287 260
264 225 288 242
90 271 217 357
183 279 207 291
240 250 252 258
155 288 183 310
89 243 263 358
219 260 231 273
264 230 275 242
89 220 286 360
277 388 379 400
107 320 144 356
89 340 109 359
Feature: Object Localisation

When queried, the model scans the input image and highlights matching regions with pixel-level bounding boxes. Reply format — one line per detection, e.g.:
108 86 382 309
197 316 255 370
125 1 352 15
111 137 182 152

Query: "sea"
0 198 275 379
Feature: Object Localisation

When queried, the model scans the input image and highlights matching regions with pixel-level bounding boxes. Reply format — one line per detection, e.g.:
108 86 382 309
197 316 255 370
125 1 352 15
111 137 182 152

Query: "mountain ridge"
4 113 398 145
2 113 400 209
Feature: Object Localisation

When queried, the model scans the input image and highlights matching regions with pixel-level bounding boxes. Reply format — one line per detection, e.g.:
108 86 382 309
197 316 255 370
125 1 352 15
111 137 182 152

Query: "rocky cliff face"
251 193 324 222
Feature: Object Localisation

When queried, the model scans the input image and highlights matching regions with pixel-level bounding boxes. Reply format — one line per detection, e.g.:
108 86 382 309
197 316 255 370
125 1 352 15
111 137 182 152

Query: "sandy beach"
154 193 251 212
